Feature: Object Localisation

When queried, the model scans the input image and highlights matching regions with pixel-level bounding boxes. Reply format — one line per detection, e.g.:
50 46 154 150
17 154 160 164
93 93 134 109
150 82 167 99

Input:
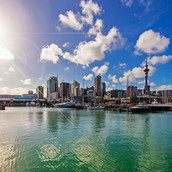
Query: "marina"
0 107 172 171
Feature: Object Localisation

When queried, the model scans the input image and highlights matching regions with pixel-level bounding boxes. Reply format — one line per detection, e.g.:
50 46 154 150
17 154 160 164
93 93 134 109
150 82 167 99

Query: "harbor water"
0 107 172 171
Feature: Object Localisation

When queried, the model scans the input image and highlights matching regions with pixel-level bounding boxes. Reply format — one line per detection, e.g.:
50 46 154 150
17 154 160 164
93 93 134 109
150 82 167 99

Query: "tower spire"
144 54 150 95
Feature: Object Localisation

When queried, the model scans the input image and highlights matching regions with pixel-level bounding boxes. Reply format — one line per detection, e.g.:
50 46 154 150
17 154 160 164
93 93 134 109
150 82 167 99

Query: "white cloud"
0 87 34 95
20 79 32 85
92 65 108 75
38 77 42 80
59 11 83 31
111 84 116 87
108 74 118 83
104 81 110 86
9 66 15 72
3 72 8 75
104 62 109 66
148 55 172 65
80 0 101 25
63 27 125 66
107 87 113 91
150 82 156 87
0 78 3 81
119 65 156 84
135 30 170 54
156 85 172 91
40 43 63 64
88 19 103 35
0 47 14 61
119 63 126 67
83 73 93 80
65 67 69 71
121 0 133 7
63 42 70 48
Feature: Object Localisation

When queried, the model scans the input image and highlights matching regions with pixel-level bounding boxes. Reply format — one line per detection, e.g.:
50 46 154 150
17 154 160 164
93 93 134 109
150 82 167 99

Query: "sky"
0 0 172 95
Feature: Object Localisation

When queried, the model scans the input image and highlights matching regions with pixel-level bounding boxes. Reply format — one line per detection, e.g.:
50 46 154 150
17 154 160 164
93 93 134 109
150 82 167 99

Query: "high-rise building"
101 82 106 97
60 82 70 100
72 80 80 97
127 85 137 98
36 86 44 99
94 75 101 96
144 57 150 95
47 76 58 101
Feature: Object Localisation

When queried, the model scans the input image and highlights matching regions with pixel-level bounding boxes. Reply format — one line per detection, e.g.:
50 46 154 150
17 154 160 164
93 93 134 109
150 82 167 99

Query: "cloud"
119 63 126 67
104 81 110 86
59 11 83 31
63 27 125 66
38 77 42 80
148 55 172 65
20 79 32 85
111 84 116 87
107 87 113 91
135 30 170 54
80 0 101 25
150 82 156 87
119 65 156 84
9 66 15 72
63 42 70 48
0 87 34 95
0 78 3 81
88 19 103 35
120 0 133 7
108 74 118 83
92 65 108 75
156 85 172 91
3 72 8 75
83 73 93 80
40 43 63 64
0 47 14 61
65 67 69 71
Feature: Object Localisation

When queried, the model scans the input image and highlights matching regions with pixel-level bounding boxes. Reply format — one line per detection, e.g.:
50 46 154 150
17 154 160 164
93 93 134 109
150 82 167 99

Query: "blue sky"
0 0 172 94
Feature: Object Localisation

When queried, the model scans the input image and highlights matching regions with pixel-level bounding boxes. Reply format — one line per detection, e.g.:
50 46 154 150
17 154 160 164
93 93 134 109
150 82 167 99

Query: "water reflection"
47 110 58 133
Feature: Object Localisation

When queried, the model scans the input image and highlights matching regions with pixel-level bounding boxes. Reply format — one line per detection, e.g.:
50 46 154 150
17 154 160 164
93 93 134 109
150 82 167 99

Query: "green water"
0 107 172 172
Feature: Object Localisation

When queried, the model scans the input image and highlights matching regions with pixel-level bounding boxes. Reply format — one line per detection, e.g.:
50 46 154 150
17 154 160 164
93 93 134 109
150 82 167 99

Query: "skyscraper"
144 57 150 95
60 82 70 101
101 82 106 97
94 75 101 96
72 80 80 97
127 85 137 98
47 76 58 101
36 86 44 99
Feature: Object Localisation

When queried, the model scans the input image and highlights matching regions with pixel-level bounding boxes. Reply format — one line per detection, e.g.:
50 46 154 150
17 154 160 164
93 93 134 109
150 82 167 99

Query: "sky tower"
144 56 150 95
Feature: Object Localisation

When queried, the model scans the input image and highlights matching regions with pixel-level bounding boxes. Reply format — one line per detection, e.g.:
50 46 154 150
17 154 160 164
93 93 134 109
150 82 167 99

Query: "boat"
54 101 82 108
0 104 5 110
89 106 104 110
130 103 150 113
149 99 172 112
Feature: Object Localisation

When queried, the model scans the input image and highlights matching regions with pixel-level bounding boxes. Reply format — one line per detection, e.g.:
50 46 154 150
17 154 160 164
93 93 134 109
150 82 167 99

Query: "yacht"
130 103 150 112
149 99 172 111
89 106 104 110
54 101 81 108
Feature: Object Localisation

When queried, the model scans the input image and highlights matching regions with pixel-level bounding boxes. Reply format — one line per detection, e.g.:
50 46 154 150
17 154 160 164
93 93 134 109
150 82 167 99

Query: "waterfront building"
47 76 58 101
94 75 101 96
22 90 37 99
127 85 137 98
36 86 44 99
60 82 70 100
106 89 126 99
101 82 106 97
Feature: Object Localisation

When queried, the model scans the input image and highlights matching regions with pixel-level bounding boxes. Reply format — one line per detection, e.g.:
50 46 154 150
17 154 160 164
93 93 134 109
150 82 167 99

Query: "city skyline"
0 0 172 95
